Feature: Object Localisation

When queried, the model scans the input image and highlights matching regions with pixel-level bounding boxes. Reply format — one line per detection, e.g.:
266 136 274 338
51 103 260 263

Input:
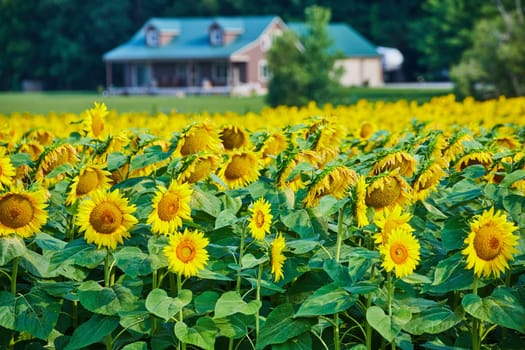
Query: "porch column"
105 62 112 88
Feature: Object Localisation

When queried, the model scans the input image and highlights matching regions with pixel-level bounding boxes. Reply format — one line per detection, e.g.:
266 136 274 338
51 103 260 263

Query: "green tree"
450 2 525 98
409 0 497 80
266 6 341 107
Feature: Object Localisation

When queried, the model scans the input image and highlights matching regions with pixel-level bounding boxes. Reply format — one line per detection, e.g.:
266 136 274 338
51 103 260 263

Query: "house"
103 16 383 96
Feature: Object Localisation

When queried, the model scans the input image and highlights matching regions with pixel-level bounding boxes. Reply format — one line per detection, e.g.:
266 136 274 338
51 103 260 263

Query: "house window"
213 63 228 82
210 28 223 46
258 60 270 82
145 27 159 47
260 34 271 52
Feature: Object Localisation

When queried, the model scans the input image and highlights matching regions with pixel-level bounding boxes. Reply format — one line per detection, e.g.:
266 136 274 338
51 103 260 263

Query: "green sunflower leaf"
462 286 525 332
145 288 192 322
174 317 217 350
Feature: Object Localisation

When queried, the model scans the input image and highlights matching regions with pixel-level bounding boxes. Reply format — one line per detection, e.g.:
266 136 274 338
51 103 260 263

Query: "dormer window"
145 27 159 47
210 27 223 46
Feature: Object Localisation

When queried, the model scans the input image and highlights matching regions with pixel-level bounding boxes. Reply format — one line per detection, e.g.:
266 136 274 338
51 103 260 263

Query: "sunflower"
76 189 138 250
260 131 289 162
443 133 474 163
220 125 250 150
379 228 421 278
248 198 272 240
462 208 519 278
147 182 193 235
0 184 48 238
217 150 261 189
374 205 413 246
412 162 447 202
305 117 344 165
163 228 209 278
359 121 375 140
271 232 286 282
84 102 109 139
0 150 16 190
455 150 493 172
304 166 357 208
276 157 306 192
177 154 219 184
365 171 411 212
176 121 223 156
372 151 418 177
36 144 78 181
66 164 112 205
27 128 55 146
355 175 369 228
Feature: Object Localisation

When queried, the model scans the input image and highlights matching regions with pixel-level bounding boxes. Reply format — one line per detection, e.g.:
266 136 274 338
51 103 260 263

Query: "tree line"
0 0 523 99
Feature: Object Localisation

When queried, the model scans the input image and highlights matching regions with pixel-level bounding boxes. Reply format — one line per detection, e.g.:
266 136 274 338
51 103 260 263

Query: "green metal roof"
288 22 379 57
104 16 278 62
103 16 379 62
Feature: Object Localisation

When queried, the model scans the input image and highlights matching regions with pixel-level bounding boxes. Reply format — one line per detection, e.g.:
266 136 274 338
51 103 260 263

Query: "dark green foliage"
266 6 342 107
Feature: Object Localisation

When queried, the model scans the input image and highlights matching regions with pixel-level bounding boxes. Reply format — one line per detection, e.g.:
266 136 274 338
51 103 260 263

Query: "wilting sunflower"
355 175 369 228
26 128 55 146
147 182 193 235
66 164 112 205
372 151 418 177
217 150 261 189
84 102 109 139
220 125 250 150
260 131 289 163
76 189 138 250
0 150 16 189
0 184 48 238
443 133 474 163
36 144 78 181
248 198 273 240
304 166 357 208
365 171 411 212
462 208 519 278
177 154 219 184
374 205 413 246
305 117 344 165
271 232 286 282
412 162 447 202
176 121 223 156
276 157 306 192
380 228 421 278
455 150 493 172
164 228 209 277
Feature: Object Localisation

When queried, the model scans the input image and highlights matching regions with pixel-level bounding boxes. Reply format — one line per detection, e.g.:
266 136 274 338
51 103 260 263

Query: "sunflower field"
0 94 524 350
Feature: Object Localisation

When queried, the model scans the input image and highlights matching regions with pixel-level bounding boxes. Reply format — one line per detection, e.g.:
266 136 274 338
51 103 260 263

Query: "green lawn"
0 87 452 115
0 92 267 115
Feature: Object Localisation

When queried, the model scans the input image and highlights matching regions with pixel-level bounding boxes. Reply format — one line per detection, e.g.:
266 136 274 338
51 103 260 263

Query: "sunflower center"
365 177 401 208
157 193 180 221
473 225 502 261
76 170 100 195
92 117 105 137
176 240 196 263
224 154 249 181
360 123 373 139
221 127 245 150
180 130 207 156
187 158 213 183
254 210 265 228
0 194 34 229
89 202 123 234
390 243 408 264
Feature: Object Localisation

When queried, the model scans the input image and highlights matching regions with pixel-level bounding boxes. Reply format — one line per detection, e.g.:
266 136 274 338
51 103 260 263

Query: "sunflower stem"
333 207 344 350
177 273 187 350
365 264 376 350
472 275 480 350
236 225 246 293
255 263 263 344
387 271 395 350
152 268 158 335
104 250 113 350
11 257 18 295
